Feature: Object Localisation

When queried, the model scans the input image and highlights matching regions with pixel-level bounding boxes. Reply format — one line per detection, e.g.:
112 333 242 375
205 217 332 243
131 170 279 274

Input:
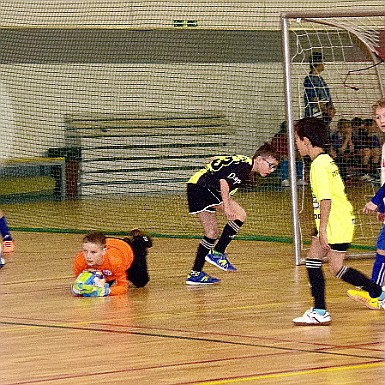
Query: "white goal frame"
281 10 385 265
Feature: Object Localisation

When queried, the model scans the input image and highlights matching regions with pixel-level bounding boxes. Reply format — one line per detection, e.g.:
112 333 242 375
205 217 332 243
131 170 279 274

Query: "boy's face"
295 133 308 157
343 125 352 135
253 156 278 177
315 62 324 73
375 106 385 133
82 241 105 267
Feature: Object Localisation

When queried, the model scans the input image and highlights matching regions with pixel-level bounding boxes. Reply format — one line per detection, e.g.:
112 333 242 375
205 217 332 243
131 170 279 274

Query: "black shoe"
129 228 153 248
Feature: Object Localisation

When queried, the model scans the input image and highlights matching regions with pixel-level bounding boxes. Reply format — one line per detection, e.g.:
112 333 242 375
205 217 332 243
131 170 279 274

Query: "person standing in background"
304 51 336 138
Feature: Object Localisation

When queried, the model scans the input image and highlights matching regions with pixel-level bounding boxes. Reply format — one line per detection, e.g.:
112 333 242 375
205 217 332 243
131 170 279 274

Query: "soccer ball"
71 269 106 296
91 270 106 287
85 269 106 287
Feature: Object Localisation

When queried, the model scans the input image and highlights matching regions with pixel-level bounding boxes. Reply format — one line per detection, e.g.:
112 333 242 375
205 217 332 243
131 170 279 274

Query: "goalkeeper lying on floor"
72 229 152 297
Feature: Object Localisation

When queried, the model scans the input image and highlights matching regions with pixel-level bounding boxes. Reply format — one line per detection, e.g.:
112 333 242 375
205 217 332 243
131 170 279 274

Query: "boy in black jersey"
186 143 278 285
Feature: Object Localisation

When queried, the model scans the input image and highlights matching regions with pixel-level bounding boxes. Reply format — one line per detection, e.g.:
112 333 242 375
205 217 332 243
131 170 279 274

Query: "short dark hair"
309 51 323 69
252 142 279 161
364 118 374 127
83 231 106 246
351 117 363 127
279 121 287 132
337 118 351 130
294 117 327 148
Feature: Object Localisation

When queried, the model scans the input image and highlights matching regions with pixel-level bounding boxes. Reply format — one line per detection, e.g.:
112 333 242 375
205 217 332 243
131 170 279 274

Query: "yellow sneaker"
347 289 379 310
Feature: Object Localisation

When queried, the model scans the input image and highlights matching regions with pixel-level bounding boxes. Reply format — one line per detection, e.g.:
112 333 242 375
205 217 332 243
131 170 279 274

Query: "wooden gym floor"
1 232 385 385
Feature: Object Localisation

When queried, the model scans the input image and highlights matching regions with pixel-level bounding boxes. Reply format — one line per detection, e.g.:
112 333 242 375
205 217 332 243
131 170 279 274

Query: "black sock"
215 220 243 253
192 236 216 272
306 258 326 310
336 266 383 298
124 236 151 287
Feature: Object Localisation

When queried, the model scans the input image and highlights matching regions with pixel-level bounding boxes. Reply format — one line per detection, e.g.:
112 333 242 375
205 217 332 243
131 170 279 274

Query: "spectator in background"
364 118 381 182
351 117 373 181
330 118 354 181
271 121 305 187
304 51 336 136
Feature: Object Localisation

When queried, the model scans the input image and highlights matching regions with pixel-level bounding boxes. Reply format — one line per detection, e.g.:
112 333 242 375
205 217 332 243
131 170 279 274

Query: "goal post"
281 10 385 264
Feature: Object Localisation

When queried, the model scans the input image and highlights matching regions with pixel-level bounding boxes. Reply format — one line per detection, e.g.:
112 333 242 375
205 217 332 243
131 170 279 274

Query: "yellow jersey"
310 153 355 244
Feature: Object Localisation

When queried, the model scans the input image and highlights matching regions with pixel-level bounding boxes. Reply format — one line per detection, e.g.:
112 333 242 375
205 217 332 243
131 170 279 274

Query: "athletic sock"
192 236 216 272
0 216 11 240
336 266 383 298
215 220 243 253
306 258 326 310
372 253 385 286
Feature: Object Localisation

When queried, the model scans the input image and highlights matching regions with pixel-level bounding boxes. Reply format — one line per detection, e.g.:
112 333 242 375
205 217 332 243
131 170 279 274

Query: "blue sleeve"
303 76 317 100
371 183 385 208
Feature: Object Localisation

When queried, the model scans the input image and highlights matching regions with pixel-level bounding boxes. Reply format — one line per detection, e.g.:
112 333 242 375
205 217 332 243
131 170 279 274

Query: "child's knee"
205 229 219 239
330 263 343 277
133 276 149 288
237 207 247 222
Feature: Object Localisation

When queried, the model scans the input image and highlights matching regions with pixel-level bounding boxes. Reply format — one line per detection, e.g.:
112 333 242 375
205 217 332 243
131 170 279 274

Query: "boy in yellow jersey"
186 142 279 285
292 117 385 325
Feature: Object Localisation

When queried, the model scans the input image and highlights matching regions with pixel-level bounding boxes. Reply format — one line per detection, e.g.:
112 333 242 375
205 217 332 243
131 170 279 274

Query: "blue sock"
313 308 326 315
371 253 385 286
0 216 11 240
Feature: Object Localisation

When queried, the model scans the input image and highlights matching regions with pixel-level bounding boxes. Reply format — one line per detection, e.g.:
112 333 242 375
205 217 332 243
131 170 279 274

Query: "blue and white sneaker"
186 271 220 285
205 250 237 271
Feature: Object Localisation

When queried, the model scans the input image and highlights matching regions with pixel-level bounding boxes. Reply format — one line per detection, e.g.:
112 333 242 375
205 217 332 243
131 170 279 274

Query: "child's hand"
363 201 378 214
319 231 330 251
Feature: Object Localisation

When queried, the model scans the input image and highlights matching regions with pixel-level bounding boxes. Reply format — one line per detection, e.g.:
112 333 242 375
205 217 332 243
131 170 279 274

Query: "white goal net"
281 10 385 264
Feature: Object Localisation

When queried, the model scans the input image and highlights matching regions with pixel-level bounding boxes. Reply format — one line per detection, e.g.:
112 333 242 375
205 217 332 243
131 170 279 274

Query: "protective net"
0 3 383 258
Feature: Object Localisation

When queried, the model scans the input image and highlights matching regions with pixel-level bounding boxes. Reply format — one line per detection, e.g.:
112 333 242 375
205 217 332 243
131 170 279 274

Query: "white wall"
0 1 383 158
1 63 285 157
0 1 383 29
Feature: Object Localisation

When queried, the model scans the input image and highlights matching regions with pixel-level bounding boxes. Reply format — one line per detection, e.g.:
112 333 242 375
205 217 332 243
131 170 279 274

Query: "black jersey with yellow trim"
188 155 253 193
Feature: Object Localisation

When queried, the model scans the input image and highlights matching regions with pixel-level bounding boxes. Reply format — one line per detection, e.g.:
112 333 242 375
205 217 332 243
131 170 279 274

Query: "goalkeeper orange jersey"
73 238 134 296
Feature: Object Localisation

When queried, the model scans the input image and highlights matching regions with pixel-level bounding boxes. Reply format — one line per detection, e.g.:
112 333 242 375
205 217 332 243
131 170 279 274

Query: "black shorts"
187 183 221 214
312 228 350 252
